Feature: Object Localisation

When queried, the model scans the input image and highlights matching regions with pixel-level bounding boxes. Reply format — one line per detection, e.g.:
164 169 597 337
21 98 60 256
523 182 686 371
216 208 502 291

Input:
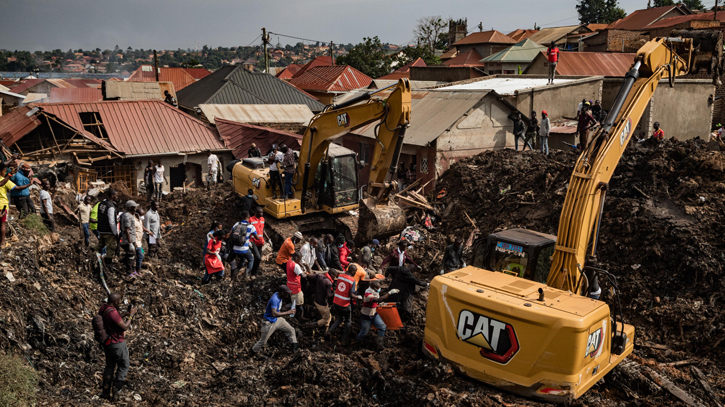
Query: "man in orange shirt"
348 262 368 285
276 231 302 272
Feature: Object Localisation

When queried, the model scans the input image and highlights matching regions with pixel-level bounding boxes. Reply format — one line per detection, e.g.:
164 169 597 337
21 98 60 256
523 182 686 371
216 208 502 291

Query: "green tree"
395 46 441 67
414 16 448 51
653 0 675 6
681 0 704 9
335 36 389 78
576 0 627 23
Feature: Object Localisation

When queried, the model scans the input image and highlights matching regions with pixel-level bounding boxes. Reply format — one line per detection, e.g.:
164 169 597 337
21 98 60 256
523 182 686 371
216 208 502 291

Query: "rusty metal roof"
530 51 636 77
276 64 304 80
215 117 302 159
291 56 333 79
527 25 584 45
47 88 103 103
453 30 516 46
646 11 725 29
35 100 226 156
199 104 314 124
289 65 373 92
182 68 212 80
443 49 486 67
507 29 539 42
350 90 489 146
8 79 44 94
378 58 427 80
103 81 174 100
127 65 196 91
607 5 689 30
0 106 42 146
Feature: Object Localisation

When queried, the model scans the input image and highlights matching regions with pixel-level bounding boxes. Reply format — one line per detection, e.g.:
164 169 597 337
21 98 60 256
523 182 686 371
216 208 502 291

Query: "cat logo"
337 113 350 127
585 321 606 359
620 118 632 146
457 310 519 364
251 177 261 189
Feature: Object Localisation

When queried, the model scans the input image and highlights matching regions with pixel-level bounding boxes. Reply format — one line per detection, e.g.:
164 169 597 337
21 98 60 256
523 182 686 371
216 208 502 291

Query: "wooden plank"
464 211 478 230
642 366 705 407
396 195 433 210
691 366 723 407
397 178 421 195
408 190 430 205
415 178 433 194
660 359 698 367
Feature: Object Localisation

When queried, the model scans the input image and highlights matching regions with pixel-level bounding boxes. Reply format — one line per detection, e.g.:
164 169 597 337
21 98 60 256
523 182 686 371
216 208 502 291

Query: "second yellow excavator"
230 79 412 243
422 30 722 402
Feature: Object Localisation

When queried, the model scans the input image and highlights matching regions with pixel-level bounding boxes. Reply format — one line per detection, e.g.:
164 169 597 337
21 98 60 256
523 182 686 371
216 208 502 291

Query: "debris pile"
1 138 724 406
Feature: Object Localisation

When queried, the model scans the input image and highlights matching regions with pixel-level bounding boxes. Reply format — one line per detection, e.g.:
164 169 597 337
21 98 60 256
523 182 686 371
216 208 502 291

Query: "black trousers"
250 244 261 275
12 196 36 217
328 304 352 339
268 170 283 197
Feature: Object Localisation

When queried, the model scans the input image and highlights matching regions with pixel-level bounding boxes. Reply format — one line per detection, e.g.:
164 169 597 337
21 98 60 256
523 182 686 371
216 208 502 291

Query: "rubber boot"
111 380 124 402
375 336 385 351
100 377 112 400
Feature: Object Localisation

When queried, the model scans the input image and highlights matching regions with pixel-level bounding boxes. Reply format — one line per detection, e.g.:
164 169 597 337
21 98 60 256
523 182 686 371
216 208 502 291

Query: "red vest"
250 216 265 246
333 274 355 307
286 260 302 294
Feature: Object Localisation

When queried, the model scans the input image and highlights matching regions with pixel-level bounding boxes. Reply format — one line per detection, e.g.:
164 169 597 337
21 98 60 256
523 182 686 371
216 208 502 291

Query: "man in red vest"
286 252 310 321
325 264 362 344
249 207 265 275
546 41 560 85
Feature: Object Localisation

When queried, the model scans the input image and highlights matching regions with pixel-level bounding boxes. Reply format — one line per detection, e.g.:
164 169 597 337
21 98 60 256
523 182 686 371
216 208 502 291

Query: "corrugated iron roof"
482 39 546 63
607 5 689 30
529 51 636 77
8 79 44 94
215 117 302 159
369 79 444 90
103 81 171 100
176 65 324 112
35 100 225 155
276 64 304 80
199 104 314 124
441 77 574 94
0 106 42 146
183 68 212 80
23 93 47 103
47 88 103 103
453 30 516 46
443 49 486 67
351 91 487 146
507 29 539 42
647 11 725 29
440 48 458 60
289 65 373 92
127 65 196 91
291 56 333 79
0 89 25 101
527 25 584 45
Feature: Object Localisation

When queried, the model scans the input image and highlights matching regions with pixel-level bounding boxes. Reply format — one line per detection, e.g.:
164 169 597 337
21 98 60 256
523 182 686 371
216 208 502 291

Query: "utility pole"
478 22 483 32
153 50 159 81
330 41 334 65
262 27 270 74
715 0 718 24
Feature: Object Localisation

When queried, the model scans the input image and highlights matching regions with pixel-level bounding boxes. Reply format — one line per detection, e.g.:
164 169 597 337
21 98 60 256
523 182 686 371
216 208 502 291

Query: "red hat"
542 110 548 115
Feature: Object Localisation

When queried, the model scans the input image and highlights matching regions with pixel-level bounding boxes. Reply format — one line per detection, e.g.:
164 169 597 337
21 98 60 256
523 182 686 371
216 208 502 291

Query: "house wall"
308 91 334 105
602 78 714 140
458 44 510 59
485 62 528 75
130 151 234 194
508 76 603 120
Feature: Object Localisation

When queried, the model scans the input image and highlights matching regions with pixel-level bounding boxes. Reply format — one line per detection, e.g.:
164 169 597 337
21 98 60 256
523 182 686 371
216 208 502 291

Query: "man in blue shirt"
9 164 36 218
228 210 257 280
251 285 298 357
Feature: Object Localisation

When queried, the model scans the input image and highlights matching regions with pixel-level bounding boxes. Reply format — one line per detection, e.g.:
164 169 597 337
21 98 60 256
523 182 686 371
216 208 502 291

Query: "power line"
269 32 330 45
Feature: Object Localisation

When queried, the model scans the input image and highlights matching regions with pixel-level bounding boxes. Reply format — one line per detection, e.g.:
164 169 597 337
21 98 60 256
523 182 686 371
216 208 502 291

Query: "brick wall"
606 30 649 53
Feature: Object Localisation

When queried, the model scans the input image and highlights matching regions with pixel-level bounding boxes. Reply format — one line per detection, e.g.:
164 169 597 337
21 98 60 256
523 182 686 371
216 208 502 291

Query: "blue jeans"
82 223 90 245
236 250 254 275
540 136 549 155
135 246 144 271
283 171 294 197
202 267 225 283
356 314 386 340
92 229 106 255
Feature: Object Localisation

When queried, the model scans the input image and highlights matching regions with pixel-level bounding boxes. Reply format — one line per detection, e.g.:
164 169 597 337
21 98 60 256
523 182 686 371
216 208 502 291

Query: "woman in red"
203 229 228 284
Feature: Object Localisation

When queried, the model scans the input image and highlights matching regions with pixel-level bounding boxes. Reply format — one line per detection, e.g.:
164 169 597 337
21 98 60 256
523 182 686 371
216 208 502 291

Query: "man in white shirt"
207 151 221 189
299 237 322 272
39 179 55 232
153 161 166 201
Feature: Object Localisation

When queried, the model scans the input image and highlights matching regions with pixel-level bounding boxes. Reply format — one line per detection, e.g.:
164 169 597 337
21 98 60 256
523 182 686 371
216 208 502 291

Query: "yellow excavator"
231 79 411 243
422 30 722 402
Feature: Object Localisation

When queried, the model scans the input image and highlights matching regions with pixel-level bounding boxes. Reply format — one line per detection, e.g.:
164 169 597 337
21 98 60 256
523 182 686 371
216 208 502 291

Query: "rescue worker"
325 264 362 344
307 268 338 329
251 285 298 357
387 263 428 322
249 206 265 275
355 279 399 350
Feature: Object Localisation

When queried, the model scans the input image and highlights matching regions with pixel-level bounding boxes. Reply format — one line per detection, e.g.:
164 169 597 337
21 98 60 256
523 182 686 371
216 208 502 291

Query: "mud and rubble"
0 138 724 406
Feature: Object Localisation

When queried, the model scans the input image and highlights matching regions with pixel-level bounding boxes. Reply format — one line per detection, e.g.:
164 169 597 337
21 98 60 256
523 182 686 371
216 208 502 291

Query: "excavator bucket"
357 197 407 244
671 29 724 85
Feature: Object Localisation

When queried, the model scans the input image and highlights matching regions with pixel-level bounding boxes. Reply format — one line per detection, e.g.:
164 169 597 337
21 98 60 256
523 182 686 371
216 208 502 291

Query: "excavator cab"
314 144 360 210
471 229 556 284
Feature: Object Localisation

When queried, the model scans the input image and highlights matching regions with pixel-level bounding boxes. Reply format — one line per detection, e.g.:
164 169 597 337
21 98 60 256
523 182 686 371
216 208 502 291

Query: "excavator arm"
547 33 716 292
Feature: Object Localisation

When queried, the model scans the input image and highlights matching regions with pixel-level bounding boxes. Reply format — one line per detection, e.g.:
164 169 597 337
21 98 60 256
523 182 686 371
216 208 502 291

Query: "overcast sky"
0 0 712 52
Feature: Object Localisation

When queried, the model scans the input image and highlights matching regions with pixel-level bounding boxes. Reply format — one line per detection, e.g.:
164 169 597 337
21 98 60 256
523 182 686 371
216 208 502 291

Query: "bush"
21 214 48 237
0 353 38 407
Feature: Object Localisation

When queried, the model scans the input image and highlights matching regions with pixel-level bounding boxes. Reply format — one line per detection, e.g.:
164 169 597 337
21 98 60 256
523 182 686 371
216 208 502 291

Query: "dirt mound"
1 139 725 406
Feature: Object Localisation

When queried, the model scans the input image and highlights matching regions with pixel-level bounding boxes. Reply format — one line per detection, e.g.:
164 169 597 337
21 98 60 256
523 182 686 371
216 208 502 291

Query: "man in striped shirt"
229 210 257 279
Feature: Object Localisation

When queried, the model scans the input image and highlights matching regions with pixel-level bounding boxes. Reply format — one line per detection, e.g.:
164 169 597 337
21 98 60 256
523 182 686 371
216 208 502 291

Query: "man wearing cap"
248 143 261 158
251 285 298 357
577 102 598 150
276 231 301 272
539 110 551 156
120 200 139 277
361 239 379 266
